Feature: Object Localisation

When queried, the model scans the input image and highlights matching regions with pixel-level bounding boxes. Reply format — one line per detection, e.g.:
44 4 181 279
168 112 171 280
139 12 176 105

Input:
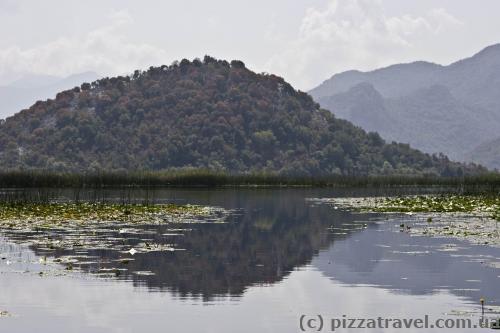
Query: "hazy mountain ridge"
310 61 444 99
467 137 500 170
0 56 480 176
310 44 500 169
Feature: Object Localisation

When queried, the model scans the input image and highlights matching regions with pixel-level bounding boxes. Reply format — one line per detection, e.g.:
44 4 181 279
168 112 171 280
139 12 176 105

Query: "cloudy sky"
1 0 499 90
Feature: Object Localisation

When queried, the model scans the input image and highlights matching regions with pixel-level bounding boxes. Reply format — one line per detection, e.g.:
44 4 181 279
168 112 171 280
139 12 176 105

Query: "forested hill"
0 56 484 176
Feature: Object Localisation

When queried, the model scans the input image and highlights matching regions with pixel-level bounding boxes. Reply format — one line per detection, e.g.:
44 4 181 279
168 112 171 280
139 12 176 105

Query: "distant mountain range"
0 72 100 119
310 44 500 170
0 57 480 176
467 137 500 169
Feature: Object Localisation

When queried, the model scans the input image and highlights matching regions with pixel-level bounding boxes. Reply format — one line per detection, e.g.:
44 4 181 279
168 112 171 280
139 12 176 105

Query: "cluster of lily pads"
0 202 220 226
0 202 229 276
368 195 500 218
322 195 500 219
312 195 500 247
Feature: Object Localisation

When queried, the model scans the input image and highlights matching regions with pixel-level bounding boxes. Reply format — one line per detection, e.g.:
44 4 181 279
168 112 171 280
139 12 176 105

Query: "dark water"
0 188 499 332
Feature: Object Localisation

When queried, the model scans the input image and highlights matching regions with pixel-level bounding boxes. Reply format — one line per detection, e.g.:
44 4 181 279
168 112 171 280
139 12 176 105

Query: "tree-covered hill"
0 56 483 176
0 71 100 119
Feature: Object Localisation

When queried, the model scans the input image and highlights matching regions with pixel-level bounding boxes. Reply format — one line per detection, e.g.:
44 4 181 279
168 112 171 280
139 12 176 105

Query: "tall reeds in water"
0 169 498 194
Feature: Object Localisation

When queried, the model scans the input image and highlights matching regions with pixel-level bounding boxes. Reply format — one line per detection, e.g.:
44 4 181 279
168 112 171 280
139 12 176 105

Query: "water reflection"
313 215 500 306
1 189 368 300
0 188 499 307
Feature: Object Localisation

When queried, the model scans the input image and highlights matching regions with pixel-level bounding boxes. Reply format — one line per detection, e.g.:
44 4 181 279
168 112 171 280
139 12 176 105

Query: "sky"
0 0 500 90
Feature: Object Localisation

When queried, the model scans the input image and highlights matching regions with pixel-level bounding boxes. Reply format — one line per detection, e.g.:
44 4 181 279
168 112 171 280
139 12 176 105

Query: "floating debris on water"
391 250 430 255
452 288 481 292
133 270 155 276
0 310 10 317
485 262 500 269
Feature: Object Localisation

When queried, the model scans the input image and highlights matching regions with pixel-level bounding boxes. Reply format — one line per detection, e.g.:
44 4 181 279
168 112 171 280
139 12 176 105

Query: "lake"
0 188 499 332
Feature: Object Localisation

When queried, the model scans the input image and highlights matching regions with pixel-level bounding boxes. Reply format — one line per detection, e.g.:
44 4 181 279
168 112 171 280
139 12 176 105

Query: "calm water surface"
0 188 499 332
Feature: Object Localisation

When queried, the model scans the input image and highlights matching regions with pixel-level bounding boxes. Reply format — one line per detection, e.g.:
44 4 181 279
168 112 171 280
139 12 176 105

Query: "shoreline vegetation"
0 170 499 191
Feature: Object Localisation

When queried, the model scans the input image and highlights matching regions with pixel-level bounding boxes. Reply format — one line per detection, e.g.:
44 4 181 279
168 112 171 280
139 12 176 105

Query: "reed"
0 169 498 192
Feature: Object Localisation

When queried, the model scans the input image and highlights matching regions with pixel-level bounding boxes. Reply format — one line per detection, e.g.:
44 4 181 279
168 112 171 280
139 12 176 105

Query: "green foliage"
0 57 486 176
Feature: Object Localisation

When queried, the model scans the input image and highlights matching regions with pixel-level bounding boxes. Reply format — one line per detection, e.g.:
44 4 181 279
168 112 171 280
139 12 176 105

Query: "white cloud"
265 0 463 90
0 10 169 82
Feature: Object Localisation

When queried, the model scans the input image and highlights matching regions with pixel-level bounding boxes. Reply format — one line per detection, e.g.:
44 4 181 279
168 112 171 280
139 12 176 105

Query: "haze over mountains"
0 72 100 119
310 44 500 170
0 57 479 176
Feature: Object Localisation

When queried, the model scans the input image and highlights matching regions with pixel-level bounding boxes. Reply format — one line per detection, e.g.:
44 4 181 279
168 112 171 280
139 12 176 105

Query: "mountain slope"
310 61 443 99
0 72 100 119
467 137 500 170
309 44 500 168
320 83 391 135
0 57 480 176
323 83 495 161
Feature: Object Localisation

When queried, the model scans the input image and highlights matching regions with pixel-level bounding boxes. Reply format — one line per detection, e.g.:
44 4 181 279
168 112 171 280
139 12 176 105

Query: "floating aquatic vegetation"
372 196 500 218
310 195 500 217
309 195 500 247
0 202 224 225
0 203 228 238
0 202 229 278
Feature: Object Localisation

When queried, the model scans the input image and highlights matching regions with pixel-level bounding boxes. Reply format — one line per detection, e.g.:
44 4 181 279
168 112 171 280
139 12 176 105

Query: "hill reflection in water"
13 189 367 300
2 188 498 306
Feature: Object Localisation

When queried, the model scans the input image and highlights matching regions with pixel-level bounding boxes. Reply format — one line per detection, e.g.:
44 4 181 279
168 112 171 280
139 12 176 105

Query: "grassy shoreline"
0 170 499 191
